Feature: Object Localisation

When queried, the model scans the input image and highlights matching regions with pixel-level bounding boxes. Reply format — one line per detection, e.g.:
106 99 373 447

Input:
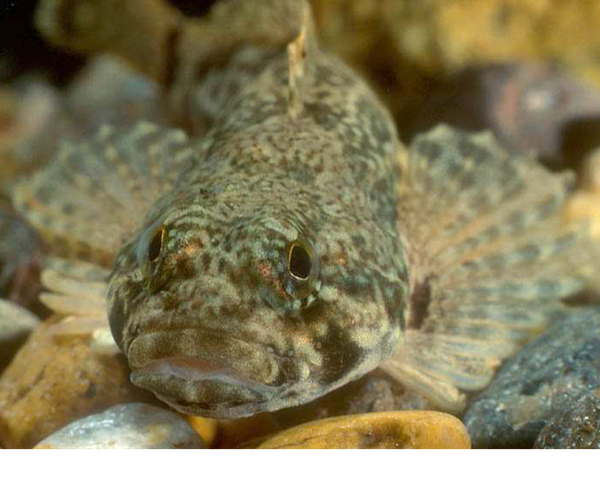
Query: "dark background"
0 0 219 85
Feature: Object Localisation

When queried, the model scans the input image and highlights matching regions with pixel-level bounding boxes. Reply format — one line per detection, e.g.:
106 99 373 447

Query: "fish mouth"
133 356 282 393
126 330 304 417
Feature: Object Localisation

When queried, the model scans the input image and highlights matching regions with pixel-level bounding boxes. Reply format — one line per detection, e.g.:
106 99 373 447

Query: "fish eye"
148 226 166 262
285 236 321 300
136 218 170 289
288 242 312 280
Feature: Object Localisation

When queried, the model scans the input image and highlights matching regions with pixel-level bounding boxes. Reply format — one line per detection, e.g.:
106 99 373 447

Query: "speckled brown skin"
12 0 595 417
104 44 407 415
21 0 406 418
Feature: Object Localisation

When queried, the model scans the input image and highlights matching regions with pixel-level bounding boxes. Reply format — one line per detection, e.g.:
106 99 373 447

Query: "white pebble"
35 403 205 449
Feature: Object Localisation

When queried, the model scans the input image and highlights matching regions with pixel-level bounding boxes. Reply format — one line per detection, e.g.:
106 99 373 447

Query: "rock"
309 0 600 135
534 389 600 449
210 370 432 448
248 411 471 449
567 191 600 244
271 369 432 430
566 147 600 245
7 56 165 174
213 412 282 449
0 208 43 311
35 403 204 449
464 309 600 448
0 81 62 197
186 416 219 447
382 0 600 76
412 64 600 169
0 320 154 448
0 298 39 372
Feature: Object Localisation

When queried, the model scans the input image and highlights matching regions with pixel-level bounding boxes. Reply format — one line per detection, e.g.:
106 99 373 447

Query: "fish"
11 0 595 418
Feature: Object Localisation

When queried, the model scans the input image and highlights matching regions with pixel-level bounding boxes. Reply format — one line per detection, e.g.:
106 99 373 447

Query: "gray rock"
464 309 600 448
534 389 600 449
34 403 205 449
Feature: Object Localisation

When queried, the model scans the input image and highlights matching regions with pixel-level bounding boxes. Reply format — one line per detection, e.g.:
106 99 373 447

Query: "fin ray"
13 121 196 266
387 125 594 412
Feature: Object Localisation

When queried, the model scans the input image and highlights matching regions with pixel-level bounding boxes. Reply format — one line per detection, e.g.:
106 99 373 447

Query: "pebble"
0 298 39 373
0 81 62 196
1 56 166 183
0 320 154 448
35 403 204 449
534 389 600 449
186 416 219 447
247 411 471 449
464 309 600 448
209 370 432 448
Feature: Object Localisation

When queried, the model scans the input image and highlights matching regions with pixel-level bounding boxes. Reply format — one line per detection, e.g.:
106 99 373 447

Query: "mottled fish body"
12 0 596 417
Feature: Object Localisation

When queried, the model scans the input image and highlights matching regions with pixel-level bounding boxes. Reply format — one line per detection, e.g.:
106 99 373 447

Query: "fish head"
107 173 407 417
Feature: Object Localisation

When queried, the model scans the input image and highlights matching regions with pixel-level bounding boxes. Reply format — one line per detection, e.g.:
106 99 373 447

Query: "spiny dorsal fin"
286 3 316 119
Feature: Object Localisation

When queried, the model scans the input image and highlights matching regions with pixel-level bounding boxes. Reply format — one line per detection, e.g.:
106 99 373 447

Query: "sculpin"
10 0 595 417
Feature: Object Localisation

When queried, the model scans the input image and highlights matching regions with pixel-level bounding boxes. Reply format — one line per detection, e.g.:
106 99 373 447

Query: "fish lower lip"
135 357 280 392
127 330 290 386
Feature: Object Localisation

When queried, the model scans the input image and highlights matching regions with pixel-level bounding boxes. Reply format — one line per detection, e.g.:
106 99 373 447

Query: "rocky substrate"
2 300 600 448
2 0 600 450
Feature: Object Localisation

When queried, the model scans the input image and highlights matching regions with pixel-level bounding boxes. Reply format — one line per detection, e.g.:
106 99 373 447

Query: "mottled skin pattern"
12 0 595 418
106 40 408 416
